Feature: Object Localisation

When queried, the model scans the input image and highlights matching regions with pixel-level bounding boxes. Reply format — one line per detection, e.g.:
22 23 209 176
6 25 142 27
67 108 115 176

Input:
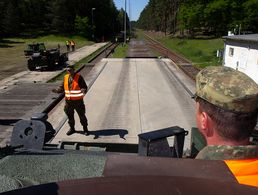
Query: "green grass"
31 35 93 50
0 35 93 80
112 43 129 58
136 29 224 68
0 35 93 75
3 35 93 53
157 37 224 68
135 29 147 40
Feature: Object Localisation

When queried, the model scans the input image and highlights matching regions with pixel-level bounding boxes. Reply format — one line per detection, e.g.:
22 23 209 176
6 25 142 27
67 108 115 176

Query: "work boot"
66 128 75 136
83 126 90 136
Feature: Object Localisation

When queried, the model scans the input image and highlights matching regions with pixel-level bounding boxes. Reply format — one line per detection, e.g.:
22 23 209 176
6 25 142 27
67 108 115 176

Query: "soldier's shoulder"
195 145 258 160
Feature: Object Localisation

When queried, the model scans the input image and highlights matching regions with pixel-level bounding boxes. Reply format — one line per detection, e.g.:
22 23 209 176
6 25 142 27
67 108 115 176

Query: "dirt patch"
0 42 27 80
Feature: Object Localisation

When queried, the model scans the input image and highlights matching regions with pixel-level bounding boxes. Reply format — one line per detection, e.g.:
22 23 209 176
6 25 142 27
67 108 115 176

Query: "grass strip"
112 43 129 58
157 37 224 68
137 29 224 68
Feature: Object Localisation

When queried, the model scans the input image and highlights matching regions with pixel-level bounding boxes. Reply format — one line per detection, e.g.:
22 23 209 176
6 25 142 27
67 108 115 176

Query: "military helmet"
195 66 258 113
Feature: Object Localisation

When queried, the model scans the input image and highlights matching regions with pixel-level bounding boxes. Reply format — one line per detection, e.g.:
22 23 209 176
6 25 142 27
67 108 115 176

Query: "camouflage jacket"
195 145 258 160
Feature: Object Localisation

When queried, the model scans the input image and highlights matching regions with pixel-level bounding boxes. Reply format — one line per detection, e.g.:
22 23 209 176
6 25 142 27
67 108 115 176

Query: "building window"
229 47 234 56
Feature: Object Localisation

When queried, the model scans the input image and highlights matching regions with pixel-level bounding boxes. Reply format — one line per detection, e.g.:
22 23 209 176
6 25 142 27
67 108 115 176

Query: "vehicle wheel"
59 56 64 66
27 59 36 71
60 54 68 67
47 62 55 70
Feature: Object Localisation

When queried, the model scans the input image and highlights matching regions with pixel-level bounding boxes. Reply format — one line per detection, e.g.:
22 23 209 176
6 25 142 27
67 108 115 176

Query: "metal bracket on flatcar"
10 113 55 150
138 126 188 158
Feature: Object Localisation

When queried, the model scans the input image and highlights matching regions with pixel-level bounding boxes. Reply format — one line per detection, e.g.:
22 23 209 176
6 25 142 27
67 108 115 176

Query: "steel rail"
143 33 200 81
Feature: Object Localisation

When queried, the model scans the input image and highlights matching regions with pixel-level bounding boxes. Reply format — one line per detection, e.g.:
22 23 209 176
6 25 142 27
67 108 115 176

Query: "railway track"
144 33 200 81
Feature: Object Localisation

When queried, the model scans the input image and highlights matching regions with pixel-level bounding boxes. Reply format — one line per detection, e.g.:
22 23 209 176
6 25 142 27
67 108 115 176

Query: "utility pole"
129 0 131 38
124 0 127 45
91 8 96 40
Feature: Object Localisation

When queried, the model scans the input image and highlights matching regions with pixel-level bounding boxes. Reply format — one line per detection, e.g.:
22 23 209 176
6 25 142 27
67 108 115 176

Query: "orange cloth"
224 158 258 187
64 73 84 100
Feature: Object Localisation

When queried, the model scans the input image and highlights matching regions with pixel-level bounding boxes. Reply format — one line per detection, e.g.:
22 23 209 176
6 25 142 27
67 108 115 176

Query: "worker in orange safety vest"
52 63 89 136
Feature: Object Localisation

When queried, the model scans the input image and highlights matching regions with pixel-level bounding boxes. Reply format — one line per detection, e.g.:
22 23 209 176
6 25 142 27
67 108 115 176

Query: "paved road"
51 58 196 150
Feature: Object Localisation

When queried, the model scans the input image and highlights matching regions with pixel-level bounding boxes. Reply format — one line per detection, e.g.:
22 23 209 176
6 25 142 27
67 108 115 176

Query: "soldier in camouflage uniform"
194 66 258 160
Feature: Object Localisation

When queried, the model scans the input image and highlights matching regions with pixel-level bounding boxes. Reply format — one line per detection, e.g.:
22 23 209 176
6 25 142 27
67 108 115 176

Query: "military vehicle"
24 43 46 57
24 43 68 71
0 110 258 194
1 47 257 194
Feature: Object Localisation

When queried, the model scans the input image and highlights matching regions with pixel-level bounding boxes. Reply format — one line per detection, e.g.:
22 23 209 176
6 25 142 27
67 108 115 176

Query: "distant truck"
24 43 68 71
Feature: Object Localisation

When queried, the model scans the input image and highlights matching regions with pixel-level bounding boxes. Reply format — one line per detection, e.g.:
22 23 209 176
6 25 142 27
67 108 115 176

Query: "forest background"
137 0 258 37
0 0 129 41
1 0 258 39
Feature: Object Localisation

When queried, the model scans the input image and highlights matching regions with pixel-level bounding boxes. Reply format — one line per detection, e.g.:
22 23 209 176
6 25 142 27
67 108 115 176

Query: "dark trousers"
64 99 88 130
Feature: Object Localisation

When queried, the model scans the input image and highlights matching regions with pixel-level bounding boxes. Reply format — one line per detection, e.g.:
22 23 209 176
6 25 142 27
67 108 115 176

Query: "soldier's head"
194 66 258 144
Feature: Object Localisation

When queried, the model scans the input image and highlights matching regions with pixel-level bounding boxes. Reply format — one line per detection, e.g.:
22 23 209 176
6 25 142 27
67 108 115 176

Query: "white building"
223 34 258 84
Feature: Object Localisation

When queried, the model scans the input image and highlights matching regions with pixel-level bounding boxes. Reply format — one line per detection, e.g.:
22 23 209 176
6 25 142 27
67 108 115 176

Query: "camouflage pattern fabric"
195 145 258 160
195 66 258 113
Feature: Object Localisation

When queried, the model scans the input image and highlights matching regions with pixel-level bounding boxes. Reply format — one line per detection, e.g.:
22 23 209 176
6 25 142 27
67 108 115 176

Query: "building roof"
223 34 258 44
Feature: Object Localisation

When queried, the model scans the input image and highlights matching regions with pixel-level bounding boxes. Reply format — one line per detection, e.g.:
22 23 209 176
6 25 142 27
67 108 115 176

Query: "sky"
113 0 149 21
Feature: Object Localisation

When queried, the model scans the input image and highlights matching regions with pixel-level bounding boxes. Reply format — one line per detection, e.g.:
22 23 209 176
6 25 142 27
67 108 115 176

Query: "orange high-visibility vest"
224 158 258 187
64 73 84 100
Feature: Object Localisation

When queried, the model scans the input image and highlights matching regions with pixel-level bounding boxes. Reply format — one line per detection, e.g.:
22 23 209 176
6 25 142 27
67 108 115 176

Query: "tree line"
137 0 258 37
0 0 130 40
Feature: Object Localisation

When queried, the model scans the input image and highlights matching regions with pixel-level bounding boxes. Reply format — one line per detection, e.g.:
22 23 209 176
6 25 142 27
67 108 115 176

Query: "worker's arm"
78 75 87 95
52 80 64 93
